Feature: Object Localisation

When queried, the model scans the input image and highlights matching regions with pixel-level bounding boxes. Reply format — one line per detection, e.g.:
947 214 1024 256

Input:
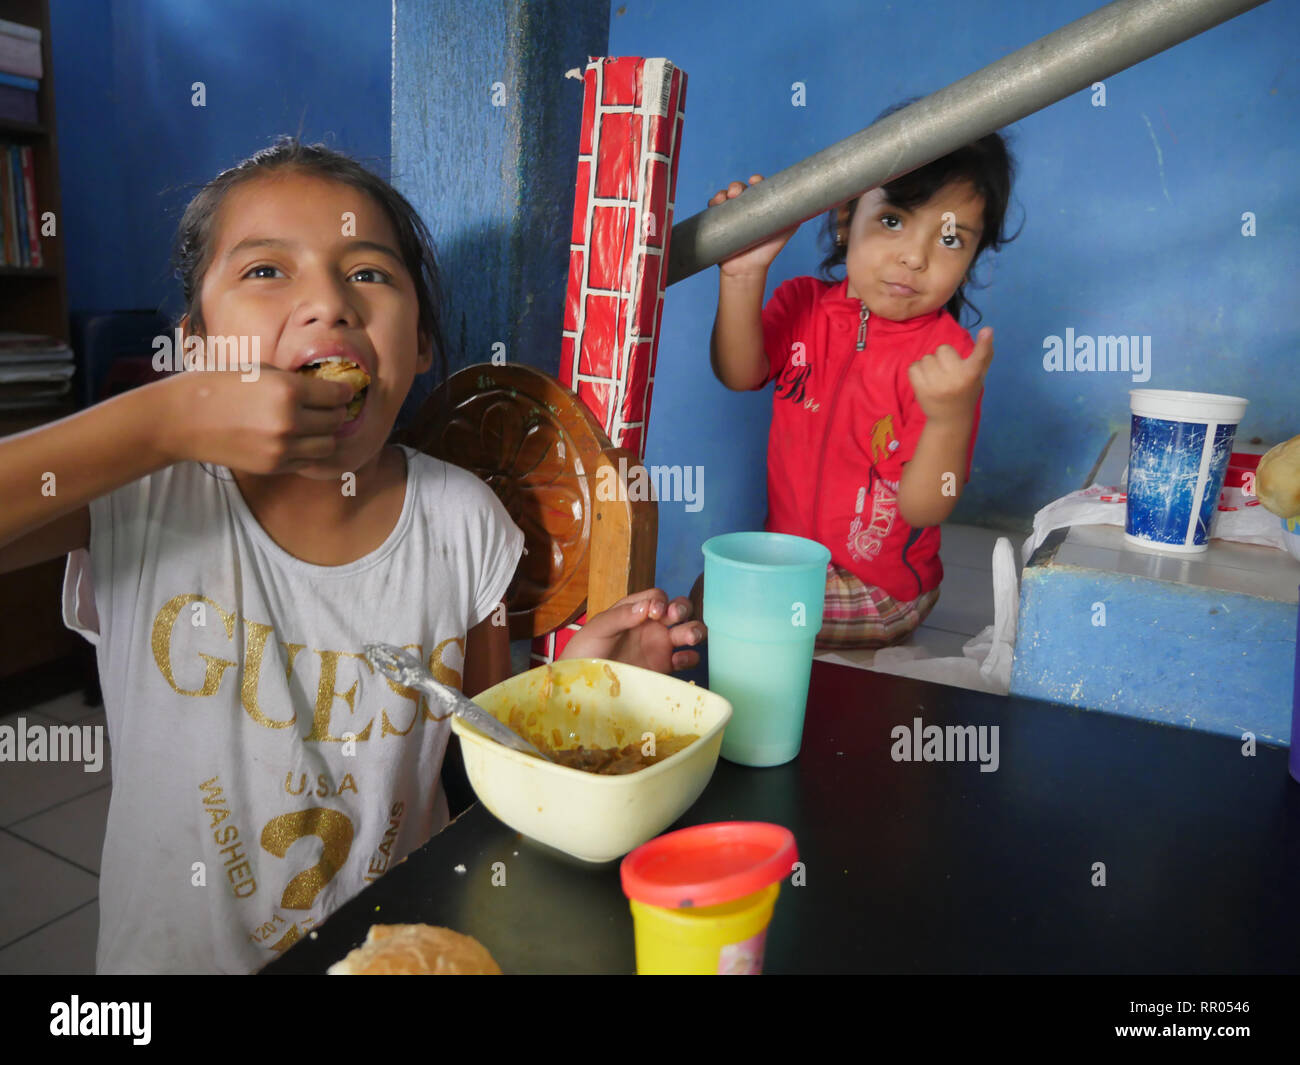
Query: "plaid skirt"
815 562 940 650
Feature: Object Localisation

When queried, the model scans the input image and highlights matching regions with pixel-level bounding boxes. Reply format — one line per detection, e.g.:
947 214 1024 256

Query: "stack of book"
0 332 74 410
1 17 42 268
0 17 39 124
0 138 41 266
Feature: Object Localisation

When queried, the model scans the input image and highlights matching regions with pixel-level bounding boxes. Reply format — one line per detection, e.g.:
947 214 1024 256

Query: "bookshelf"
0 0 67 352
0 0 88 691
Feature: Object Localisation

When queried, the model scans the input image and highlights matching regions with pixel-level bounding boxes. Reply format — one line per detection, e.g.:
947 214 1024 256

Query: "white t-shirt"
62 446 524 974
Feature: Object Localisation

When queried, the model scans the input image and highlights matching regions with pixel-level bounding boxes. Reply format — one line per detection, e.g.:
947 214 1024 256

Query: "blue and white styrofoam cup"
1125 390 1249 553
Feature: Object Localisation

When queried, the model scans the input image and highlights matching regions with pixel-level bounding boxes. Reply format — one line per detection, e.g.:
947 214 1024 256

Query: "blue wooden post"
391 0 609 422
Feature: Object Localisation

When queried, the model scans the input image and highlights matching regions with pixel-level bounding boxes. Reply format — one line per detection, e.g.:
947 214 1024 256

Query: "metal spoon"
363 642 554 762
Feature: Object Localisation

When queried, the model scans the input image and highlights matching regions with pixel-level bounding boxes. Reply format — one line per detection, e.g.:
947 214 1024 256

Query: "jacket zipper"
811 302 868 536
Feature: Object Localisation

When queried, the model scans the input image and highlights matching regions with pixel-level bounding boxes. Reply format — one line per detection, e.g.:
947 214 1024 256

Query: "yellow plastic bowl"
451 659 732 863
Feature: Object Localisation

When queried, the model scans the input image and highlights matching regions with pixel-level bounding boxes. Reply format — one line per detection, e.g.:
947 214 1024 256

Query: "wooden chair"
401 362 658 644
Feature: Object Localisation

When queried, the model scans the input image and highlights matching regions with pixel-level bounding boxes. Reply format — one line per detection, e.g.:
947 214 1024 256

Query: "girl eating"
0 139 703 973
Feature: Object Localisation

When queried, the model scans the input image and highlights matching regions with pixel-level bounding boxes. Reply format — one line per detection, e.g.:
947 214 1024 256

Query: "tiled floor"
0 691 108 974
814 522 1022 690
0 522 1015 974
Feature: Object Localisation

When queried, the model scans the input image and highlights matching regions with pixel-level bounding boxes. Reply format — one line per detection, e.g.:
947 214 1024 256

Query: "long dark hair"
819 101 1020 326
171 136 448 390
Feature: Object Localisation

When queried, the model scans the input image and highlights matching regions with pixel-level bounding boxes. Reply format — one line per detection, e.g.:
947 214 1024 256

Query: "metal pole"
666 0 1270 285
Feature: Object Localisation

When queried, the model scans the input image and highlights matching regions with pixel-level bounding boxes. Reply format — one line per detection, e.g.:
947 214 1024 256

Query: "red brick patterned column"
533 56 687 666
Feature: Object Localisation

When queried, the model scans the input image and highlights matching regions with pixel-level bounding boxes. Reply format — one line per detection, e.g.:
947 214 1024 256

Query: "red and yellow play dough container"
620 822 797 975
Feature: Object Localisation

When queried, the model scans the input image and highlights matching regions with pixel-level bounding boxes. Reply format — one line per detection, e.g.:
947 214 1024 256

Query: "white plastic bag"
1209 503 1296 552
1020 484 1126 564
866 536 1019 695
1019 484 1295 563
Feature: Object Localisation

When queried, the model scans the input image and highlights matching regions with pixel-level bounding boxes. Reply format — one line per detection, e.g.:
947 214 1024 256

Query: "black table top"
262 659 1300 975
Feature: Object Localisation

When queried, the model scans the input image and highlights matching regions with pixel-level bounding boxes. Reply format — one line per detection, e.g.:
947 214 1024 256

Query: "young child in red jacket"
702 128 1017 649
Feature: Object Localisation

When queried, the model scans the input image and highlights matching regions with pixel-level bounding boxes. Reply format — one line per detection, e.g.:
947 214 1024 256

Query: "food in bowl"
501 666 703 774
532 733 699 775
451 659 733 863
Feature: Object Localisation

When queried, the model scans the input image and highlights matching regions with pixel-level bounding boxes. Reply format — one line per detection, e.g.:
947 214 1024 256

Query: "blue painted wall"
606 0 1299 599
49 0 391 318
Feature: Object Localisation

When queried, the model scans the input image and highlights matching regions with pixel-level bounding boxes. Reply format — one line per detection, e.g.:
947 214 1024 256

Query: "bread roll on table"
328 924 502 975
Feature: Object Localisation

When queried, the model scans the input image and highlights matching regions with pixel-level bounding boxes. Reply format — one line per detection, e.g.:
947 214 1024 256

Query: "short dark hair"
819 101 1019 326
171 136 448 386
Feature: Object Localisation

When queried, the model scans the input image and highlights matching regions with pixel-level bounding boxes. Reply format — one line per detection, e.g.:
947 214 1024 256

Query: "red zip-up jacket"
759 276 981 603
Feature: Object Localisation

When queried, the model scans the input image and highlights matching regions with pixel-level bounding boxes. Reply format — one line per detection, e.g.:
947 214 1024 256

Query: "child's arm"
461 608 512 698
897 328 995 528
707 176 798 392
0 369 353 575
0 382 169 573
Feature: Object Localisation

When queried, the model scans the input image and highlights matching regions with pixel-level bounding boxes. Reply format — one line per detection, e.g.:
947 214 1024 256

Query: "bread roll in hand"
298 357 371 421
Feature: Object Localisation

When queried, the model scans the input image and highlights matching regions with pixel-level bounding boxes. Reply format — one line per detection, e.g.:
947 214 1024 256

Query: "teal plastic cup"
702 532 832 767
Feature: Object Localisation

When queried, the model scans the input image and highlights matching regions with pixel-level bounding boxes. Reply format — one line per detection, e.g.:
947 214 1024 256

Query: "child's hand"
559 589 705 674
167 367 354 473
709 175 797 280
907 327 994 426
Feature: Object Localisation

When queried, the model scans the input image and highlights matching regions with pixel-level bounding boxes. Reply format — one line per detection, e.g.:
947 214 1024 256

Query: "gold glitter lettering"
305 650 374 743
247 913 288 945
219 838 248 866
259 808 354 910
228 860 254 889
241 620 295 728
269 924 302 953
422 638 465 722
380 643 424 737
362 801 405 882
430 637 464 688
279 641 306 680
197 775 257 898
153 594 237 696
